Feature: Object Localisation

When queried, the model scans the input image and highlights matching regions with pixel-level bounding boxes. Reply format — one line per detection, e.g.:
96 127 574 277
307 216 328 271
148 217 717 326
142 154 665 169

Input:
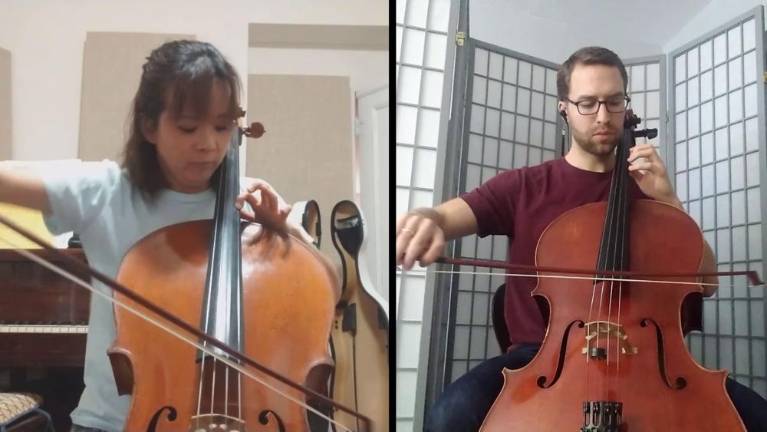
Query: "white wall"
469 0 663 64
663 0 767 52
0 0 387 161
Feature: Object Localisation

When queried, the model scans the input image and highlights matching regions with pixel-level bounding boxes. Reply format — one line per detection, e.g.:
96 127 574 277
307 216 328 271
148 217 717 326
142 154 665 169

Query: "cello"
290 199 389 431
478 111 746 431
288 200 321 249
328 200 389 431
0 118 372 431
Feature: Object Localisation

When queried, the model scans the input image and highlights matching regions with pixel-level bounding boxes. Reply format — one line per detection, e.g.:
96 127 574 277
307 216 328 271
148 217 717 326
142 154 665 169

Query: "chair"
491 284 511 353
0 393 53 432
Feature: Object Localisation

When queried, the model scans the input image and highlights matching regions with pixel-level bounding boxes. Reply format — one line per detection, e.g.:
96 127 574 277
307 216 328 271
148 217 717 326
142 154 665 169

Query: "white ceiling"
503 0 713 47
469 0 724 61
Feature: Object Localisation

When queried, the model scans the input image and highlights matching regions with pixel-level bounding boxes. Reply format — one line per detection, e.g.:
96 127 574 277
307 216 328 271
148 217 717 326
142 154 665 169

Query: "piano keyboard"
0 324 88 334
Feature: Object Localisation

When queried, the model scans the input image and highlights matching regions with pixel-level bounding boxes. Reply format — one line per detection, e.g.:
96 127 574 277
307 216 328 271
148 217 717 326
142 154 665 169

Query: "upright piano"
0 248 90 431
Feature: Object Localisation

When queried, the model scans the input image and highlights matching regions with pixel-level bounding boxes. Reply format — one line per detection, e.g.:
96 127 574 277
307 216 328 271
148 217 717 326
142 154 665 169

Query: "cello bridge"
581 321 638 359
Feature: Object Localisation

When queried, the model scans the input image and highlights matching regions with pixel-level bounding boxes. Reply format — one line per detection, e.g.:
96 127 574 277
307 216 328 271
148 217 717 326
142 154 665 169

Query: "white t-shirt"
43 160 221 431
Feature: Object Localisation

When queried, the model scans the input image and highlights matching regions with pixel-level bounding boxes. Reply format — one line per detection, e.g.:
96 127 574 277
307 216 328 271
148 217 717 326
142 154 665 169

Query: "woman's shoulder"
77 159 129 190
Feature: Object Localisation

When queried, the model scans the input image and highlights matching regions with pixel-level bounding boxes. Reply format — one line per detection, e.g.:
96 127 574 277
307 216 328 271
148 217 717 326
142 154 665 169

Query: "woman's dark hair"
556 46 628 101
122 40 241 199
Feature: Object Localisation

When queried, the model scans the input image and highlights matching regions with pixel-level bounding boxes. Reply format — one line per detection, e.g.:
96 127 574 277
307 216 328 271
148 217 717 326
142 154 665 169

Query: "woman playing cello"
0 40 319 432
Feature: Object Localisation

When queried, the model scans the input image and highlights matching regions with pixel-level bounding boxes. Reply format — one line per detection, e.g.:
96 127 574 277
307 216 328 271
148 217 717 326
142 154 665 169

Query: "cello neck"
596 111 638 275
200 130 244 355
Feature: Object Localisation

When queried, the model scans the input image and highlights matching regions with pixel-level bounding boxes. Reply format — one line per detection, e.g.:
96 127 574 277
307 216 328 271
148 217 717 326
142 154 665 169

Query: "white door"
355 85 389 310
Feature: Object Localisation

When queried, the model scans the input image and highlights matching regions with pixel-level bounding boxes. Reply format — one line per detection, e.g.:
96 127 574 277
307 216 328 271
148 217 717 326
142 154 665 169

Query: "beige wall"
248 48 388 101
78 32 192 162
246 74 352 257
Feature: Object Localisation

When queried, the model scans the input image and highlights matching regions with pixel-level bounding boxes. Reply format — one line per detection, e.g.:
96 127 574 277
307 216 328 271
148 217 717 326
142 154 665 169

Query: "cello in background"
329 200 388 431
288 200 321 249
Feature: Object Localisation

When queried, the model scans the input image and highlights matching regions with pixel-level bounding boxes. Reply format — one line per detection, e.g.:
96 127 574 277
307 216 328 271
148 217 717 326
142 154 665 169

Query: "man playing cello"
396 46 767 431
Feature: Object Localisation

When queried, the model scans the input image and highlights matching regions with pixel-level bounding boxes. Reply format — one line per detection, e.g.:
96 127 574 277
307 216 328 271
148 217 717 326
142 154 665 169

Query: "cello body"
108 221 337 431
480 200 744 431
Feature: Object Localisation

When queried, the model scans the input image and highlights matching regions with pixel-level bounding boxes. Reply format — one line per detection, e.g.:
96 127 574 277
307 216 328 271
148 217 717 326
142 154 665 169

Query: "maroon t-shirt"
461 157 653 347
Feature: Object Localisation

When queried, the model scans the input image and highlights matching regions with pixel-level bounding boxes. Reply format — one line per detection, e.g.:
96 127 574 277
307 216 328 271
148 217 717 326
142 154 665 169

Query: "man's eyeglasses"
564 96 631 115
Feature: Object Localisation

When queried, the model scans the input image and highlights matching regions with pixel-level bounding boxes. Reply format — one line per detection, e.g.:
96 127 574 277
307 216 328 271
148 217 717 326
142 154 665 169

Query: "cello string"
587 127 630 408
4 242 356 432
615 133 636 398
586 194 617 410
238 363 242 422
198 277 212 419
603 170 619 403
596 141 624 405
608 137 628 406
611 207 621 399
605 134 629 404
212 357 217 415
197 346 206 417
588 154 615 376
225 359 229 420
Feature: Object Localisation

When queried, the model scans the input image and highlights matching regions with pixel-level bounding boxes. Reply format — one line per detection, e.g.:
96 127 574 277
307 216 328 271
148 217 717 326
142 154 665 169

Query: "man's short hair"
556 46 628 101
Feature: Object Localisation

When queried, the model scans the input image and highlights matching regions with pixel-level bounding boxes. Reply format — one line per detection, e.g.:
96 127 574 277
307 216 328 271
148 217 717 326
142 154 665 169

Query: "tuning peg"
244 122 265 138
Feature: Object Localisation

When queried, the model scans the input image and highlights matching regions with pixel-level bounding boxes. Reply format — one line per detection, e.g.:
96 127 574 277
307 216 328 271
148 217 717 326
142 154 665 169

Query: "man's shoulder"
513 158 563 182
494 158 560 176
482 159 562 190
526 157 562 172
467 159 565 199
